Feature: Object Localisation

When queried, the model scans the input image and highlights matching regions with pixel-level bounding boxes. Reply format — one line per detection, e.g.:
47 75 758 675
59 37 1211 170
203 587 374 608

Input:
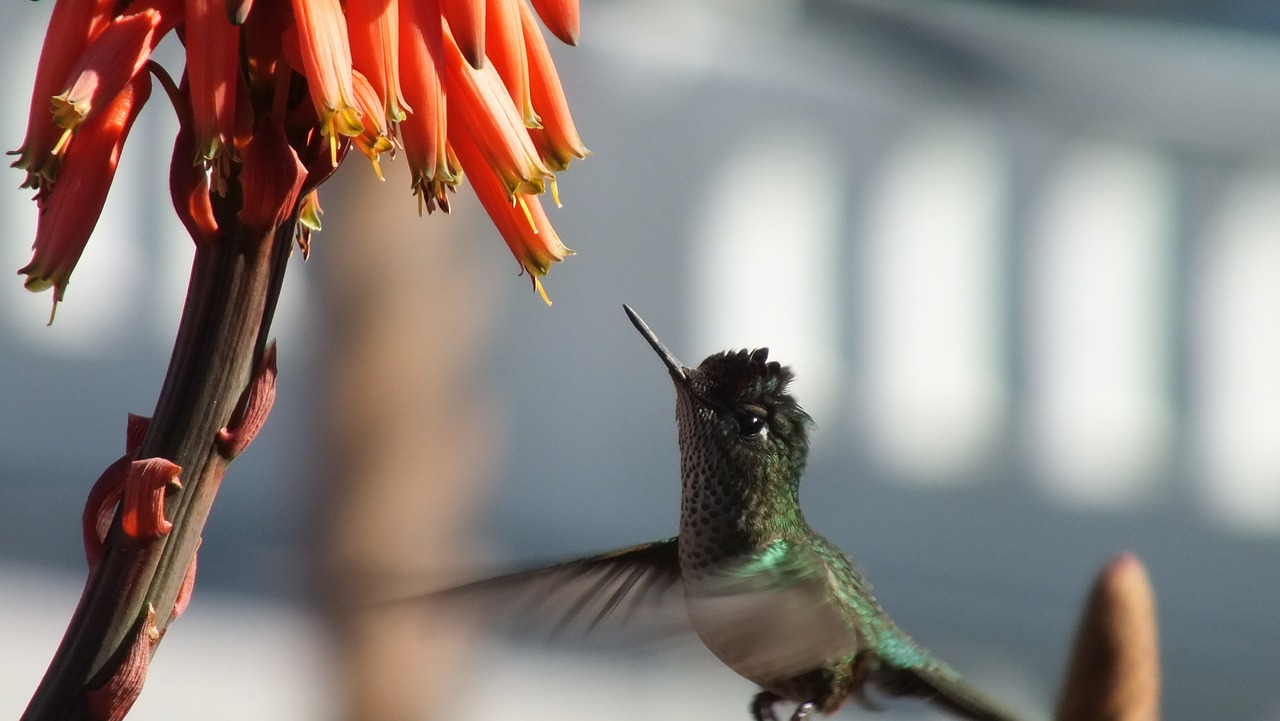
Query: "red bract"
168 97 221 245
120 459 182 540
236 120 307 234
84 605 158 721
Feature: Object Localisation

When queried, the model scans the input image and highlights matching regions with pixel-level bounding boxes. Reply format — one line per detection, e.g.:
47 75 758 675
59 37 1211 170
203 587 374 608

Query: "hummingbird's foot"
789 701 817 721
750 691 782 721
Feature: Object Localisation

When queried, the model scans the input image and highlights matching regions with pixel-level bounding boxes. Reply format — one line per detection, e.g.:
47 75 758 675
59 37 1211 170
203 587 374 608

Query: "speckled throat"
673 383 809 582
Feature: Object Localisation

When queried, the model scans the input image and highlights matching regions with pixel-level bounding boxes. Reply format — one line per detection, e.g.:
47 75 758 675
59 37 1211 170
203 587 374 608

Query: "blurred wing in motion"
687 540 861 684
430 538 688 642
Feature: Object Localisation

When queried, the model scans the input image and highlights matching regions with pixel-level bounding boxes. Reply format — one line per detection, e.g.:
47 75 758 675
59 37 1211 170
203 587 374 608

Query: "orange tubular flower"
50 9 166 142
349 69 396 180
441 0 486 68
346 0 411 124
485 0 538 129
10 0 116 188
452 125 570 304
399 0 460 213
529 0 578 46
183 0 240 166
20 73 151 317
444 24 550 197
290 0 364 166
520 0 587 173
17 0 587 310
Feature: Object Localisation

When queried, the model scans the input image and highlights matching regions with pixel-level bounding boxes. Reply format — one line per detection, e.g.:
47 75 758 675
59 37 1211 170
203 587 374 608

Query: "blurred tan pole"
1057 553 1161 721
313 161 498 721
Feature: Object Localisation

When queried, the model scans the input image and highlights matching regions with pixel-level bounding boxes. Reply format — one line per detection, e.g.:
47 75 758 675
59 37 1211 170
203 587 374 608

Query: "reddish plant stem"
22 197 295 721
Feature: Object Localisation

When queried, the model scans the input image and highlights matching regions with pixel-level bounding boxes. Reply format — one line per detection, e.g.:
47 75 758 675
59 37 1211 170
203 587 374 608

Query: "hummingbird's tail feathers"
880 664 1028 721
425 538 690 646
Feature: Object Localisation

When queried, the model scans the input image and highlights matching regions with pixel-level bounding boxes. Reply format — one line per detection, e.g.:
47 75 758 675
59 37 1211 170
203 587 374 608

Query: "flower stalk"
22 190 296 721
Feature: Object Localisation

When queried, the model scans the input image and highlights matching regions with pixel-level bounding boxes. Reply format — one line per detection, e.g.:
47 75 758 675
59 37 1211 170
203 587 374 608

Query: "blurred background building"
3 1 1280 720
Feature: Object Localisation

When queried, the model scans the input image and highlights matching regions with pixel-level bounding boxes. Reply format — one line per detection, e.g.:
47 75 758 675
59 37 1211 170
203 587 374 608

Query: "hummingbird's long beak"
623 305 688 382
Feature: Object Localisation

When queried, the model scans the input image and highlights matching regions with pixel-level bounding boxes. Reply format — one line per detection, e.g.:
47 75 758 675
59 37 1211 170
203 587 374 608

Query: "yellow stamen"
549 176 562 208
51 128 74 156
516 195 538 234
533 275 551 306
323 106 365 167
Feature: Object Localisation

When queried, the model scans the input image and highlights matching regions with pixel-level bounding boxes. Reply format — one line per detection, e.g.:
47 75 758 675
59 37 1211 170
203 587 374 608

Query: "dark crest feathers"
694 348 809 426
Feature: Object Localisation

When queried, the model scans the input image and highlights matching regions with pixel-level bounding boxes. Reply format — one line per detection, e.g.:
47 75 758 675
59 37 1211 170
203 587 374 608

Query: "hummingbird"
440 305 1025 721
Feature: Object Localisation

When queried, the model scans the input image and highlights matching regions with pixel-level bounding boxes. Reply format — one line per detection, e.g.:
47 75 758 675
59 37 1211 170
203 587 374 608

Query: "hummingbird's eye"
735 410 767 438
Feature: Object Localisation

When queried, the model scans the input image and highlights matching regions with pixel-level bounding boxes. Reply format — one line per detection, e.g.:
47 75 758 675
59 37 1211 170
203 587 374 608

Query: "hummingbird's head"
681 347 813 465
623 306 813 492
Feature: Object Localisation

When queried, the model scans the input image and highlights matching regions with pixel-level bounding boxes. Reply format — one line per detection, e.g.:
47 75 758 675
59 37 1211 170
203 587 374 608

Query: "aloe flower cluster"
13 0 587 313
14 2 586 719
